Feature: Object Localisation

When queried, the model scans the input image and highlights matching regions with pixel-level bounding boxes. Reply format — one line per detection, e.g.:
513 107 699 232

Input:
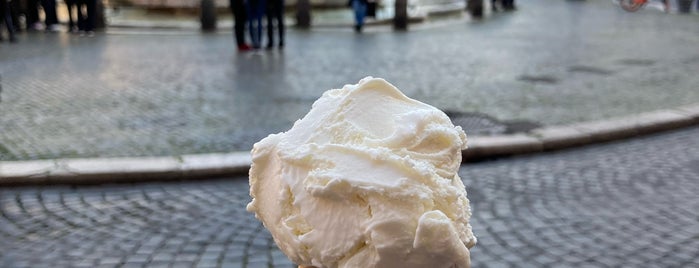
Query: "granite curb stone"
1 104 698 186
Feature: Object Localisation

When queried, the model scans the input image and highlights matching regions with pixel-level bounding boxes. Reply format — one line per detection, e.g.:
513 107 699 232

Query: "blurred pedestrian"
491 0 499 12
1 0 16 42
248 0 264 49
502 0 515 11
77 0 96 36
230 0 251 51
24 0 59 31
65 0 79 32
350 0 367 32
24 0 40 30
265 0 284 49
42 0 60 31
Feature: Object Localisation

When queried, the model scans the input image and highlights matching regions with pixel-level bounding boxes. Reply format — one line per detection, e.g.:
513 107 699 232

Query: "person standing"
502 0 515 11
247 0 264 49
1 0 16 42
65 0 79 32
77 0 96 35
265 0 284 49
351 0 367 32
41 0 60 31
25 0 40 30
230 0 251 51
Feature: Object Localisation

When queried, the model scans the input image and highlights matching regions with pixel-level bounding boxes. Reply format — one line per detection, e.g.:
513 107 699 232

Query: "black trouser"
26 0 39 26
266 0 284 46
1 0 15 39
230 0 247 47
65 0 78 30
77 0 95 31
41 0 58 26
502 0 514 9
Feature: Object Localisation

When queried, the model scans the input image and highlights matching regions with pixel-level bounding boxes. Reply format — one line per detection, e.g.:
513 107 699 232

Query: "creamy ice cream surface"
247 77 476 268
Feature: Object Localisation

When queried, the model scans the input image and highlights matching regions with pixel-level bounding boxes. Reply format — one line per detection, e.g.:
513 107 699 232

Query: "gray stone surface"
1 126 699 267
2 0 699 161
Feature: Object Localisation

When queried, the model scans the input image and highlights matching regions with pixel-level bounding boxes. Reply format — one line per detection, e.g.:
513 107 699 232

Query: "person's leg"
1 1 13 40
76 0 86 31
257 0 264 47
10 0 20 31
249 0 263 48
266 1 274 48
231 0 247 47
41 0 58 27
85 0 95 32
352 0 367 31
276 0 284 46
26 0 40 29
247 0 255 47
65 0 75 31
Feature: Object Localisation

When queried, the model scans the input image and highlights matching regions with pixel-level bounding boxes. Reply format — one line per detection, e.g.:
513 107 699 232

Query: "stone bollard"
296 0 311 28
394 0 408 30
200 0 217 31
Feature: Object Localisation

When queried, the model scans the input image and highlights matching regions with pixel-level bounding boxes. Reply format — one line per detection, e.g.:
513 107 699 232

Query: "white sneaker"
47 24 62 32
31 22 45 31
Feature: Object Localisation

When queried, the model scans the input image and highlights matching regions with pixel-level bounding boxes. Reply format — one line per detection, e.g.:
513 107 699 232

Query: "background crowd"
230 0 285 51
0 0 98 42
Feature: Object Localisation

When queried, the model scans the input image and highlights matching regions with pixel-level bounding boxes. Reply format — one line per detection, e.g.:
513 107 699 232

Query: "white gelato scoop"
247 77 476 268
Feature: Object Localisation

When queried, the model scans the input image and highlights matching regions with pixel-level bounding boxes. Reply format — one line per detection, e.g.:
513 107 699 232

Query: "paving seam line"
1 103 698 186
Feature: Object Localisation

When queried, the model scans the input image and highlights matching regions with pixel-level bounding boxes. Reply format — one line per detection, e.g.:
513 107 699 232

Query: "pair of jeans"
352 0 367 27
248 0 265 48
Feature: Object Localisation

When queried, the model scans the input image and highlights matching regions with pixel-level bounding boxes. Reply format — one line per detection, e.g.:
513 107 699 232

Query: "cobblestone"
2 0 699 160
0 126 698 266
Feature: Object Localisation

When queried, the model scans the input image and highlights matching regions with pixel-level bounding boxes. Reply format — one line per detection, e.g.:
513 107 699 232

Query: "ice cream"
247 77 476 268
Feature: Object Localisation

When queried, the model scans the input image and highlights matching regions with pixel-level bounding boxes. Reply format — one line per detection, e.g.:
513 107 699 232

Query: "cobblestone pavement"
2 0 699 160
2 126 698 267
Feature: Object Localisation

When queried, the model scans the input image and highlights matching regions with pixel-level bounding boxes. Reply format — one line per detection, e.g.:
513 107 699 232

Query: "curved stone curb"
463 104 699 160
1 103 698 186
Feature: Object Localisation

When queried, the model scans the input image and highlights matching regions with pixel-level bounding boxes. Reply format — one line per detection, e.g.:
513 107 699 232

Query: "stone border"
1 104 698 186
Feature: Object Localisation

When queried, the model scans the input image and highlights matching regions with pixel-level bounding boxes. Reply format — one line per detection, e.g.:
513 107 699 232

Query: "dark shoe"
354 24 362 33
238 44 253 52
266 43 274 49
279 41 284 49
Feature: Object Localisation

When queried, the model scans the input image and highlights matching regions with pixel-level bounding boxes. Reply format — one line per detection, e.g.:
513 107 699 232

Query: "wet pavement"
1 125 698 267
1 0 699 160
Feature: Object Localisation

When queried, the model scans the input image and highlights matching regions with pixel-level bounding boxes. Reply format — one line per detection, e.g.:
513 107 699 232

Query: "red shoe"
238 44 253 52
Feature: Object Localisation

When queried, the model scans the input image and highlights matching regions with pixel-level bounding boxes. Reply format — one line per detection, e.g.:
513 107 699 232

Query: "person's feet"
238 44 253 52
354 24 363 33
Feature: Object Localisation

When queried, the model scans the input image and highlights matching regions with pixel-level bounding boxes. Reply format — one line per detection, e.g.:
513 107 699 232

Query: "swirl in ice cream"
247 77 476 268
